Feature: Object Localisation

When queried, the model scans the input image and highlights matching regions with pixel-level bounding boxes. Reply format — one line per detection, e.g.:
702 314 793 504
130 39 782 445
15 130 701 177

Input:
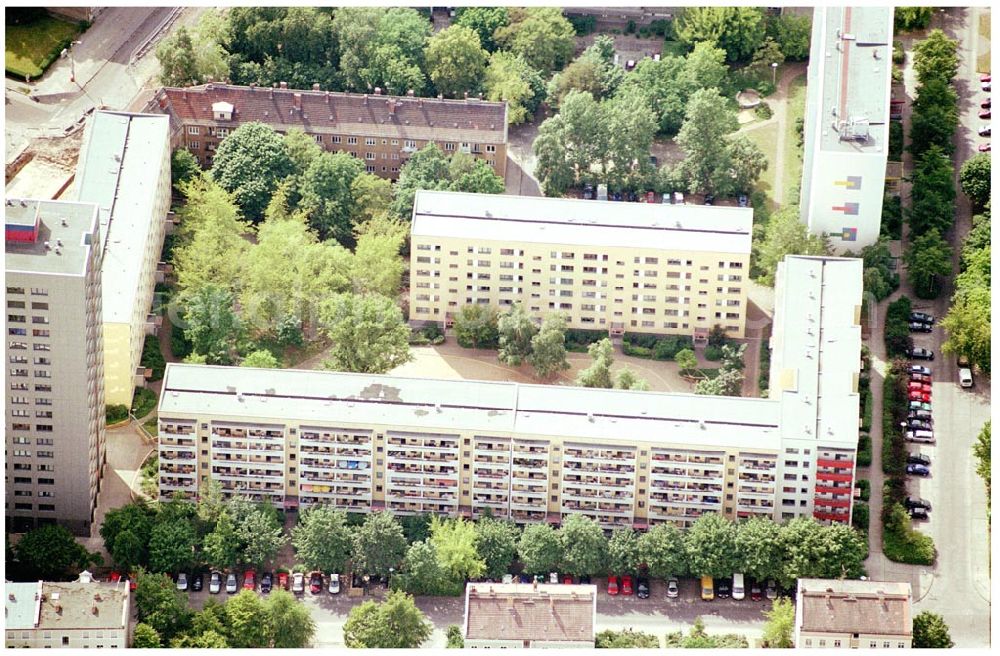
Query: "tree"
615 367 650 390
684 513 738 578
602 88 658 189
148 520 197 574
430 516 486 581
777 517 834 587
607 527 641 574
761 597 795 647
960 153 991 210
895 7 934 32
675 348 699 375
529 312 571 379
453 303 500 349
474 516 520 580
973 422 991 504
181 284 241 365
210 122 293 220
240 349 279 368
905 228 953 299
330 8 430 94
100 502 154 571
547 37 622 108
132 623 162 648
558 515 608 577
156 25 199 86
343 591 433 648
819 523 868 580
909 144 956 235
484 50 546 125
909 78 959 157
351 214 407 298
676 88 740 195
171 630 229 648
596 629 661 648
533 116 576 196
395 540 459 596
913 29 959 84
676 7 767 62
767 13 812 61
494 7 576 76
734 516 784 583
350 173 394 227
576 338 615 388
455 7 510 52
695 367 744 396
425 25 488 98
391 143 505 219
13 524 93 581
913 611 954 648
292 506 353 574
352 511 408 578
191 599 228 637
135 570 193 641
265 589 316 648
319 293 411 373
400 513 433 545
726 133 769 195
299 151 366 244
197 479 226 524
224 589 272 648
171 149 201 191
755 207 831 286
638 523 688 579
518 523 563 575
235 506 287 570
202 510 240 571
497 303 538 366
446 624 465 648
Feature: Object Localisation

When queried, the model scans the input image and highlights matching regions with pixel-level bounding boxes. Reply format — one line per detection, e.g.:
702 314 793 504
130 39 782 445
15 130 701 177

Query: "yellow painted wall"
103 322 133 406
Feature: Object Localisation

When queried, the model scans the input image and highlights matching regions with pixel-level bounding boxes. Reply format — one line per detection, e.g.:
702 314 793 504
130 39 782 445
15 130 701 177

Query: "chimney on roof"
279 81 288 89
374 87 382 95
249 82 256 90
293 93 302 111
363 94 368 105
407 89 414 97
464 91 469 100
312 83 320 91
269 86 274 99
389 100 396 115
182 90 187 100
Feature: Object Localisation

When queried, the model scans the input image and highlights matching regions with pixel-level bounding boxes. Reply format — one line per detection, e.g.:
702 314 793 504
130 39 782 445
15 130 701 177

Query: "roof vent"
61 217 68 227
435 404 443 413
44 241 51 250
54 246 62 255
587 413 595 423
56 239 63 247
699 420 706 430
8 593 14 601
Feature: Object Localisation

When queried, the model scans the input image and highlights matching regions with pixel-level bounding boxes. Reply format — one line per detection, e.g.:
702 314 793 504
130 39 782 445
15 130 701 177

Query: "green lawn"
743 122 780 209
5 14 80 79
781 74 808 205
978 13 990 73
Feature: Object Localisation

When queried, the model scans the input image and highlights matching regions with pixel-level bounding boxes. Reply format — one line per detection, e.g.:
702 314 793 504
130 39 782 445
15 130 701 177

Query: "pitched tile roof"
798 579 912 636
150 84 508 144
464 583 595 643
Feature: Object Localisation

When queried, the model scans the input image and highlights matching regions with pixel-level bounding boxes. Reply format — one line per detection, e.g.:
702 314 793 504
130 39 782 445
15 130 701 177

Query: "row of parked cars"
176 570 341 595
699 574 778 602
978 74 991 151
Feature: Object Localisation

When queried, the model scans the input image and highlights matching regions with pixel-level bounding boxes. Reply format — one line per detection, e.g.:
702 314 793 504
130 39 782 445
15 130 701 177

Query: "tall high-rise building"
5 199 105 535
800 6 893 252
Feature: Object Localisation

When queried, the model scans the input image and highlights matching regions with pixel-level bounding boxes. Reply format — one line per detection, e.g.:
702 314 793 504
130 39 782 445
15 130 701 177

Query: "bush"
757 338 771 396
884 296 913 358
861 389 874 432
707 324 731 348
565 328 607 352
889 121 904 160
131 387 158 419
892 40 906 64
169 317 193 359
106 404 129 425
856 434 872 467
852 503 870 534
140 334 166 382
623 332 659 349
421 322 444 341
880 194 903 240
568 15 596 36
856 479 871 502
652 335 694 360
755 101 773 120
881 371 909 477
703 345 724 361
883 502 936 564
622 343 652 358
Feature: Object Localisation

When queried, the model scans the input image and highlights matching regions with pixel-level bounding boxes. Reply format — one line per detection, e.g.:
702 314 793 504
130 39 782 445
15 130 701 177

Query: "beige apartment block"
5 199 105 535
76 111 172 406
795 578 913 648
146 83 508 179
408 190 752 340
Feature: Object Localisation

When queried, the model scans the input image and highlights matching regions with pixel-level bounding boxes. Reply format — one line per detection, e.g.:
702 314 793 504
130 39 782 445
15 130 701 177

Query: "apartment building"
795 578 913 648
409 191 753 340
4 572 131 649
5 198 105 535
463 583 596 648
146 83 508 179
800 6 894 252
75 110 172 406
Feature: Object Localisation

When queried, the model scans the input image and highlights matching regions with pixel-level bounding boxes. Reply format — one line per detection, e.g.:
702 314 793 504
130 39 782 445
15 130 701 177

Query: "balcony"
737 484 775 497
160 424 195 436
813 497 852 509
144 313 163 336
737 502 774 514
739 460 776 473
817 458 854 470
651 468 722 482
159 438 195 450
813 509 850 523
159 479 196 491
134 365 151 387
816 471 853 483
814 484 852 495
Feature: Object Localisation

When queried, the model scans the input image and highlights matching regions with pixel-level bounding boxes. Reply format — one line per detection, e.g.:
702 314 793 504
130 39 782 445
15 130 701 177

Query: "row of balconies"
387 450 456 463
562 488 633 501
387 437 459 450
564 448 635 461
650 467 722 480
650 452 724 465
300 431 371 445
160 437 195 448
387 463 458 475
161 424 195 435
299 496 369 508
739 459 777 472
298 485 370 497
564 462 636 474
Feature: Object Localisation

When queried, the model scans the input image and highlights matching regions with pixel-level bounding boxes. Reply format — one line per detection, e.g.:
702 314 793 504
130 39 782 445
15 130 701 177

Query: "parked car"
983 81 992 92
907 453 931 466
176 573 188 592
909 400 932 411
209 571 222 594
329 573 341 594
625 59 636 71
908 390 931 403
636 577 650 599
192 573 203 592
908 347 934 360
225 572 238 594
959 367 974 388
907 381 931 393
906 429 935 443
549 572 559 584
908 321 933 333
607 576 620 596
260 572 273 594
700 576 714 601
582 184 593 200
292 572 305 595
716 578 730 599
662 193 672 204
646 190 655 203
909 410 932 421
667 577 679 599
243 570 256 591
982 74 992 83
673 191 684 204
563 574 573 585
905 496 932 511
579 575 592 585
309 571 323 594
909 507 929 521
908 419 933 431
910 311 935 324
908 365 932 376
737 194 749 207
732 573 745 601
982 97 991 109
980 109 991 119
765 580 777 601
978 123 991 136
750 581 763 601
979 142 991 152
276 571 289 590
909 372 931 383
612 191 623 202
621 575 634 596
906 463 931 477
703 193 715 205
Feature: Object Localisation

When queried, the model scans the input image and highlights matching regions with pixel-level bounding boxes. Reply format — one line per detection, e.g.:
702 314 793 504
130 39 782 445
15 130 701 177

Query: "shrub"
884 296 913 358
852 503 870 535
856 479 871 502
131 387 158 419
883 502 936 564
421 322 444 340
757 337 771 396
889 121 904 159
623 332 659 349
169 319 193 359
568 15 596 36
707 325 731 348
565 328 608 352
106 404 129 425
652 335 694 360
881 371 908 477
880 193 903 240
755 101 773 120
892 40 906 64
140 335 166 382
856 434 872 467
622 343 652 358
861 389 874 432
703 345 724 361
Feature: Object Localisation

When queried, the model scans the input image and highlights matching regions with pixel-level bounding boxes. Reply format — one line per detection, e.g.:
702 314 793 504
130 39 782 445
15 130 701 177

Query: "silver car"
666 577 679 599
225 572 238 594
209 571 222 594
176 573 188 592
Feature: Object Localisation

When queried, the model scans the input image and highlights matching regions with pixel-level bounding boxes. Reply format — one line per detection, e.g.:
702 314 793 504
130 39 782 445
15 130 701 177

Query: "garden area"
5 8 83 80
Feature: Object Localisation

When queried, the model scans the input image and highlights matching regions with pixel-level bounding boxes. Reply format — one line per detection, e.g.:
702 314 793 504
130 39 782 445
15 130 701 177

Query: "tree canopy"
343 591 433 648
318 293 412 374
210 122 293 220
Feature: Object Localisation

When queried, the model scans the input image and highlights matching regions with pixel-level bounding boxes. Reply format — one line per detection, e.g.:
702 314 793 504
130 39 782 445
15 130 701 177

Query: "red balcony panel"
813 510 850 523
814 484 852 495
815 471 853 483
817 458 854 469
813 497 852 508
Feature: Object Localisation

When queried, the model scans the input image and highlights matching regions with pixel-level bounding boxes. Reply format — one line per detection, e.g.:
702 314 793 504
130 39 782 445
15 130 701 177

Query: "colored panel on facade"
831 202 860 215
841 227 858 241
833 176 862 190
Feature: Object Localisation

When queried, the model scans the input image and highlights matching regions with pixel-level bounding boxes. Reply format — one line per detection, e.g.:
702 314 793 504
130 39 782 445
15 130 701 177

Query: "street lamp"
388 567 395 588
62 40 83 84
771 62 779 87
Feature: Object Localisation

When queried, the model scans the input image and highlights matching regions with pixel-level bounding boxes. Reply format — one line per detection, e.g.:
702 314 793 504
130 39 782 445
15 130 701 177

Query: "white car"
292 572 305 594
328 573 340 595
979 123 991 136
732 573 745 601
906 429 935 443
549 572 559 584
959 367 974 388
209 571 222 594
176 573 188 592
666 577 679 599
225 572 238 594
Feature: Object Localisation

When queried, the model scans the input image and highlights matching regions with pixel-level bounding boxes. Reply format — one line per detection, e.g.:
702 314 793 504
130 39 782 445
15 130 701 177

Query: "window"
347 137 358 145
313 134 324 143
365 138 376 146
188 141 200 149
444 142 456 151
332 135 341 144
187 126 200 135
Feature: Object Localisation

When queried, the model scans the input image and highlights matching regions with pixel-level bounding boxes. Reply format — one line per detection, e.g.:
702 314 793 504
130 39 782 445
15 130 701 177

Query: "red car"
981 74 992 83
909 390 931 403
980 110 991 119
563 574 573 585
277 572 289 591
607 576 620 596
907 382 931 393
979 143 991 152
910 373 931 384
645 191 655 203
243 570 256 591
621 575 634 596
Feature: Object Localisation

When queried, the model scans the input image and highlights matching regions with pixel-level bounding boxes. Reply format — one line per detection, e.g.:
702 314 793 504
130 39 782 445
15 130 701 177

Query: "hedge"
852 503 870 535
883 501 936 565
131 387 158 420
703 345 724 361
621 333 693 361
855 479 871 502
757 338 771 396
106 404 129 425
140 334 166 382
565 328 607 353
881 371 908 477
861 388 874 432
884 296 913 359
856 434 872 467
169 318 193 359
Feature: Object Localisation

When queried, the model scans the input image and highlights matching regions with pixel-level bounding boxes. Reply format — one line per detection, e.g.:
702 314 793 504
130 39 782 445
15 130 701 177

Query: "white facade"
800 6 894 252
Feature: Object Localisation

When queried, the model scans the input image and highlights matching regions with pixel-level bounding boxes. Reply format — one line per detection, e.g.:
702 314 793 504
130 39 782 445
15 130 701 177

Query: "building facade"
4 573 131 649
408 191 753 340
800 6 893 252
146 83 508 179
157 256 860 529
75 111 172 406
795 578 913 648
5 199 105 535
463 582 596 648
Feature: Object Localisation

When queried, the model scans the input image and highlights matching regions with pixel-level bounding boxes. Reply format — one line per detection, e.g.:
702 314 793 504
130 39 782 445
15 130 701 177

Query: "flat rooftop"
815 6 892 154
75 110 169 324
4 198 100 276
160 364 782 449
37 581 129 630
4 581 40 630
465 583 595 643
798 578 912 636
411 190 754 255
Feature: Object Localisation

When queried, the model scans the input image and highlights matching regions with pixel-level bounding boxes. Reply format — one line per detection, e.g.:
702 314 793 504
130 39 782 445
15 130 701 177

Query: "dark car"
906 463 930 477
192 573 203 592
704 194 715 205
260 572 273 594
982 98 991 109
519 573 533 584
583 184 594 200
904 496 932 511
908 321 933 333
737 194 749 207
981 109 992 120
910 311 935 324
579 575 592 585
908 347 934 361
909 507 929 521
907 453 931 466
636 577 650 599
981 143 992 152
309 571 323 594
908 365 932 376
716 579 731 599
750 581 762 601
908 419 933 431
612 191 623 202
626 191 637 202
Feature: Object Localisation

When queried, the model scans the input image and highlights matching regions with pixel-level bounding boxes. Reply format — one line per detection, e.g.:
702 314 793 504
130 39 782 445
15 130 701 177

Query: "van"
701 576 714 601
597 184 608 201
959 367 974 388
732 573 745 600
906 429 935 443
